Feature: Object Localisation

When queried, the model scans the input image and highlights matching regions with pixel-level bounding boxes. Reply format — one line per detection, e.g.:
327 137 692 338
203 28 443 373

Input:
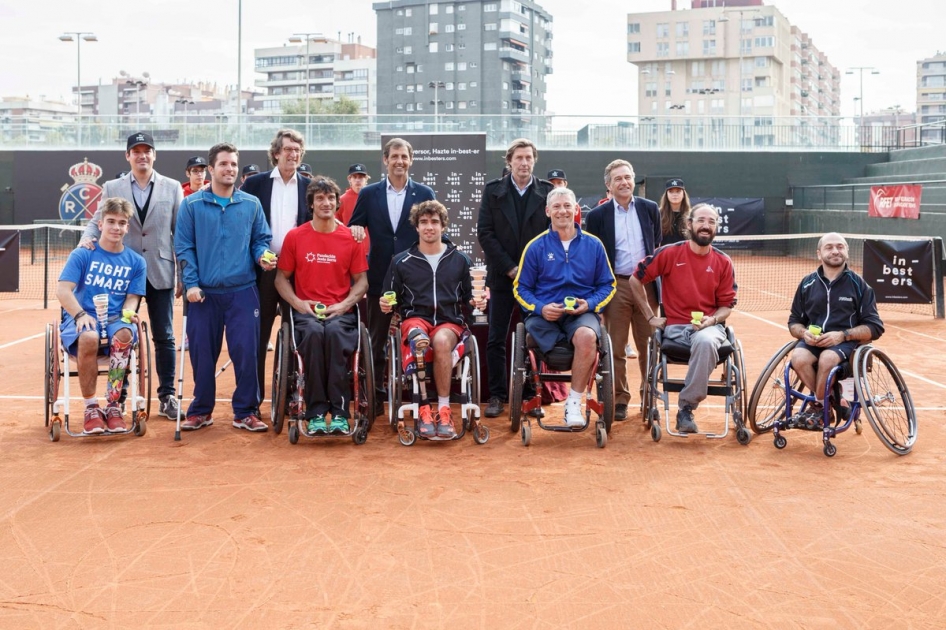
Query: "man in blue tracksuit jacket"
174 143 274 433
513 187 616 427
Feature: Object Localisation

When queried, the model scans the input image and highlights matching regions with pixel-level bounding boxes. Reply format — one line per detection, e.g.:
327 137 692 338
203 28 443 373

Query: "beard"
691 229 715 247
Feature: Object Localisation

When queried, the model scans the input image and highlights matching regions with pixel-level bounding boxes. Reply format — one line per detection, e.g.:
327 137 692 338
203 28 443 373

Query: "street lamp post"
59 32 97 147
846 66 880 122
289 32 319 133
176 98 195 147
429 81 445 132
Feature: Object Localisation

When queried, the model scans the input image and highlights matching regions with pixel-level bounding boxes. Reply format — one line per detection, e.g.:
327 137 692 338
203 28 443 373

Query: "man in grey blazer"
80 131 185 420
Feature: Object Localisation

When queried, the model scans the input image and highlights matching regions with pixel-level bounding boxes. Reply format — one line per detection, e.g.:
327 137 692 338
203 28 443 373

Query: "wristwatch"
843 329 852 341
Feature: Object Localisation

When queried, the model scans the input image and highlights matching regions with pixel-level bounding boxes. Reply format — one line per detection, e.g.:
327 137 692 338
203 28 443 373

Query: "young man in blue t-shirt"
57 198 147 434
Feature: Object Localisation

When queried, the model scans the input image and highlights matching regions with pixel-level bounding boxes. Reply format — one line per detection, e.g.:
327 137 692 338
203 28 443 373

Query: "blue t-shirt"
59 244 147 318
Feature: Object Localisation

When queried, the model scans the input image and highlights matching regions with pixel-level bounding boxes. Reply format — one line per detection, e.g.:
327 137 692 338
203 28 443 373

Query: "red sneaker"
182 414 213 431
436 405 456 438
232 414 268 432
103 402 127 433
83 404 106 434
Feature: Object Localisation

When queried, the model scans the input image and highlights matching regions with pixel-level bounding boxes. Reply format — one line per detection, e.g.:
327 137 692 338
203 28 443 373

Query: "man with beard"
628 203 737 434
786 233 884 426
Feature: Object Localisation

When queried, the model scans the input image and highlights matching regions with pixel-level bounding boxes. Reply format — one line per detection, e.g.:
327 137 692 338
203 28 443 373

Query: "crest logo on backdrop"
59 158 103 222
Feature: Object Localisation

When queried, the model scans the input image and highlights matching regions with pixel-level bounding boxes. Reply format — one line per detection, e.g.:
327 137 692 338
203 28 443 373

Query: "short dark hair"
409 200 449 229
305 176 342 210
383 137 413 159
208 142 239 167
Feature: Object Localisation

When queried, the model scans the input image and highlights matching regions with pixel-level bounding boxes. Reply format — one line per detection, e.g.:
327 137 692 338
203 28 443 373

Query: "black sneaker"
485 397 504 418
615 403 628 421
159 396 181 419
675 405 699 433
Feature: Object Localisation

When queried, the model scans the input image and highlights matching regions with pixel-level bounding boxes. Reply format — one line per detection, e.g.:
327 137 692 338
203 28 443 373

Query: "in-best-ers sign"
868 184 922 219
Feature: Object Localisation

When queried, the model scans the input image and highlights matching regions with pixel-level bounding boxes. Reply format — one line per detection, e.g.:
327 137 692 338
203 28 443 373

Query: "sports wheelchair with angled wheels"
44 317 151 442
386 317 489 446
270 307 374 445
641 324 750 444
508 321 615 448
749 340 917 457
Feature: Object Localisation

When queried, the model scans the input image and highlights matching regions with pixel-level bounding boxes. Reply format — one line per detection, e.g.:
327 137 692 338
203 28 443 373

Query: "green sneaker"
307 415 327 433
329 416 350 434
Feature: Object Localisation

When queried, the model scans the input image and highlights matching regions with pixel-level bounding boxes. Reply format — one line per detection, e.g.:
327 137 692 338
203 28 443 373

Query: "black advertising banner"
381 133 488 266
0 230 20 292
690 197 765 236
863 239 933 304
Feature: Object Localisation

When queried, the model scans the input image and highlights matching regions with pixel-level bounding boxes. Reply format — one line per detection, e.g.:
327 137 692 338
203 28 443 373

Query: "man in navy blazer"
584 159 661 420
240 128 311 402
348 138 436 413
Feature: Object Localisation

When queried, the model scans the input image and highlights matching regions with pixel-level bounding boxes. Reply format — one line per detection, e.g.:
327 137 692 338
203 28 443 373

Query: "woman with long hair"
658 178 691 244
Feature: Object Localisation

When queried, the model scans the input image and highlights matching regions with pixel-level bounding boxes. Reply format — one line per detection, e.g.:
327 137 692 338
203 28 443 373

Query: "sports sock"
438 396 450 409
567 388 583 404
84 397 98 407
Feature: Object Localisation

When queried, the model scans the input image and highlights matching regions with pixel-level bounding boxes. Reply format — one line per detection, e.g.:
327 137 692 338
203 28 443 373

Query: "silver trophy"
92 293 109 345
470 267 488 325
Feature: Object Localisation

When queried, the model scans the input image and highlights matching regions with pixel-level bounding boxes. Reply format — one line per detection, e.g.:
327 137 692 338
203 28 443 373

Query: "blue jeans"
145 281 176 400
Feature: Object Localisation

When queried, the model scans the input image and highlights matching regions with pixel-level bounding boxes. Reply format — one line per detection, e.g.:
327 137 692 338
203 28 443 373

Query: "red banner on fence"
869 185 922 219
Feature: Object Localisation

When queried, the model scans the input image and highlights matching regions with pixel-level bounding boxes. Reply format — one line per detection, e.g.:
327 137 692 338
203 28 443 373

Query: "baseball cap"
297 163 313 174
242 164 260 177
348 163 368 175
547 169 567 180
126 131 155 151
665 178 685 191
186 156 207 170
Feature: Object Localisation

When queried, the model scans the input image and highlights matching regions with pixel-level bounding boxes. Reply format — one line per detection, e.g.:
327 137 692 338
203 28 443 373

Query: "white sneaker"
625 343 637 359
267 341 274 351
564 397 584 428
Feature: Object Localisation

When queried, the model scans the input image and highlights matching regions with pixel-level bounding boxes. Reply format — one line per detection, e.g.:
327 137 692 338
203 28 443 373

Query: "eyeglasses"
692 217 719 226
281 147 302 155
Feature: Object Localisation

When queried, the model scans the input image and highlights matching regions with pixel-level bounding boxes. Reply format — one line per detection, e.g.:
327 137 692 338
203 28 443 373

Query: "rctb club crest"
59 158 104 222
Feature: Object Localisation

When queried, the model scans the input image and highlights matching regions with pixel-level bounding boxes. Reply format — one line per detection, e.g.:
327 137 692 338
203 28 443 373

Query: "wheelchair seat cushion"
660 336 733 364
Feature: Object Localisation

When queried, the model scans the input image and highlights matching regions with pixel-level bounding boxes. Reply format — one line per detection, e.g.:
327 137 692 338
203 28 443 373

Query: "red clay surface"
1 300 945 628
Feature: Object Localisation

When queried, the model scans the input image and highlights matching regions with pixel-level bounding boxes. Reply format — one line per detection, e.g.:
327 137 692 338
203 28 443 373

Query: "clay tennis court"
1 298 944 628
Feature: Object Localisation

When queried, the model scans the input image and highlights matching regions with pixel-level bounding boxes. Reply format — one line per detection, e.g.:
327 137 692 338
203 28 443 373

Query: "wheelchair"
508 321 615 448
641 324 751 444
44 317 151 442
748 340 917 457
386 318 489 446
270 308 374 445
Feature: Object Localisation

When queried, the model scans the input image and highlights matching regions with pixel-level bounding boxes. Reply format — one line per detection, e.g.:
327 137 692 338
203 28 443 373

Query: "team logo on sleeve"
59 159 103 222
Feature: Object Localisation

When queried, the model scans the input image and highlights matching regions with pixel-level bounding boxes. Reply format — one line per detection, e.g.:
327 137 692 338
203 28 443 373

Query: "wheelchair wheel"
271 322 290 435
139 322 152 420
472 415 490 445
45 323 60 428
520 421 531 446
467 334 481 407
853 346 917 456
509 323 525 433
732 334 748 422
288 421 299 444
134 414 147 437
387 333 402 431
357 324 375 432
748 340 800 434
596 423 607 448
597 333 615 434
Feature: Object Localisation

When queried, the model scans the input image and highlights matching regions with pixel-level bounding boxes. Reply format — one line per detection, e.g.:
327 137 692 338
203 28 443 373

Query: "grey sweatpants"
662 323 727 410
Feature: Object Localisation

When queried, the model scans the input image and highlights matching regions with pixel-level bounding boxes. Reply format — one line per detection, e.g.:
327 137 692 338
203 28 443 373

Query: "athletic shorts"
60 315 137 357
524 311 601 354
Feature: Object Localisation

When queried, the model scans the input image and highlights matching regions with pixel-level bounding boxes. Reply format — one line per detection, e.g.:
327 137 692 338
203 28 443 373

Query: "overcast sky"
0 0 941 119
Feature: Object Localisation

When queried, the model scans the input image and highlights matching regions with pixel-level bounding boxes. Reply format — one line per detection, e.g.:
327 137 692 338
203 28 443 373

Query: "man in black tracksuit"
787 232 884 423
381 200 486 439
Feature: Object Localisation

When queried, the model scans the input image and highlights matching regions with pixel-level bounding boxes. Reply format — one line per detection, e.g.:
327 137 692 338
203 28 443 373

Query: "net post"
934 237 944 320
43 226 50 310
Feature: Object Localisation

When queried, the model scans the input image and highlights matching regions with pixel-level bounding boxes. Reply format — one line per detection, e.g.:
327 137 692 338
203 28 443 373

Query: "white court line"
0 332 43 350
0 395 273 403
736 311 946 390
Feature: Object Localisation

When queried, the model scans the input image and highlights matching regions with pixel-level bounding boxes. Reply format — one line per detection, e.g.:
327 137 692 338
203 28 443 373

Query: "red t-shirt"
338 188 369 253
278 222 368 304
635 241 737 326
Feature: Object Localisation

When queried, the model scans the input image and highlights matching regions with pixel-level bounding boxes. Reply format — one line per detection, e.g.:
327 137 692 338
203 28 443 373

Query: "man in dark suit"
476 138 554 418
79 131 185 421
585 159 661 420
348 138 436 414
240 128 310 402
